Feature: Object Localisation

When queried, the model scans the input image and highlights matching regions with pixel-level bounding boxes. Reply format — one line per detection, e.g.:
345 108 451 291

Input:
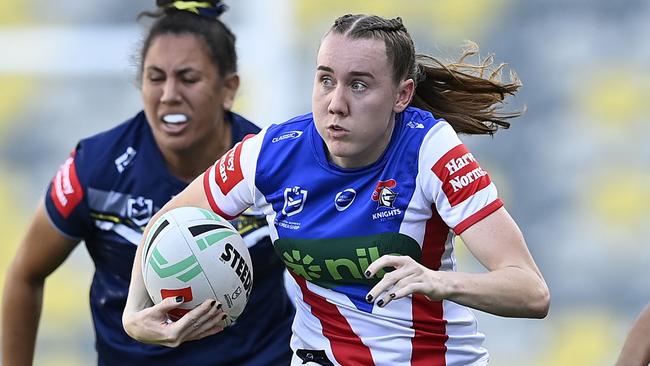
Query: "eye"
146 73 164 83
182 77 199 84
320 75 335 88
351 81 367 92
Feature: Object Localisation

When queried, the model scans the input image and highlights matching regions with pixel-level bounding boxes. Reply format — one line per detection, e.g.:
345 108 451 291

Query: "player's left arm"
615 303 650 366
444 206 549 317
365 207 549 318
366 122 549 317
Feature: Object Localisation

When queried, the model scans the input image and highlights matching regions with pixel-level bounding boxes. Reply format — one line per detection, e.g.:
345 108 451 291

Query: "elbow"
528 282 550 318
122 314 135 339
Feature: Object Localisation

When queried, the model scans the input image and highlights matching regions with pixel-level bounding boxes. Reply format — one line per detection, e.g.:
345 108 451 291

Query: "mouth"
160 113 189 134
327 124 349 138
162 114 188 124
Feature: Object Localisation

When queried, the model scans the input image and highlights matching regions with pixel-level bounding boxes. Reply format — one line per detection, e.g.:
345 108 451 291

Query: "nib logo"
282 249 322 281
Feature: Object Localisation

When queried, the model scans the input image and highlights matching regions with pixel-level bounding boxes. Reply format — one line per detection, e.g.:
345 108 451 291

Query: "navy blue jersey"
45 111 294 366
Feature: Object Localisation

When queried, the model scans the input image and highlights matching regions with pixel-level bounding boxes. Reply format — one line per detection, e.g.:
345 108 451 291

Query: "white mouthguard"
162 114 188 124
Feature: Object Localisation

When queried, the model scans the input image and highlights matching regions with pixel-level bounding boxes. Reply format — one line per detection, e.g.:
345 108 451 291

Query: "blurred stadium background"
1 0 650 365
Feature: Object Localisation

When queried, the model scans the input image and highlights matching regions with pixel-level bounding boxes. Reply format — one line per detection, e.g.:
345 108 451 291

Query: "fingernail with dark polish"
221 314 228 320
389 293 396 298
377 299 384 307
175 296 184 303
216 303 222 310
366 294 373 302
210 300 216 307
364 270 371 278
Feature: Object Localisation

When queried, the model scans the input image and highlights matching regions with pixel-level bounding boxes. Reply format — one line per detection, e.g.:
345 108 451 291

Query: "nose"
161 79 181 104
328 85 349 116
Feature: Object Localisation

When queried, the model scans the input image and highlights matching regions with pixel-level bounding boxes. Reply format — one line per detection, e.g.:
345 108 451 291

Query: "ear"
393 78 415 113
221 73 240 111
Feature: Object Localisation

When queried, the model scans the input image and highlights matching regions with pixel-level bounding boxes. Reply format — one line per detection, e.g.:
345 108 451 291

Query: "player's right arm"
123 177 226 347
123 135 261 347
2 202 79 366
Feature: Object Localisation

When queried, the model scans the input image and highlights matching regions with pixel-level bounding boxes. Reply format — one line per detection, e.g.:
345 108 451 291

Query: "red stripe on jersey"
431 144 492 207
411 206 449 365
50 153 84 219
213 135 253 196
290 272 375 366
202 170 236 220
453 199 503 235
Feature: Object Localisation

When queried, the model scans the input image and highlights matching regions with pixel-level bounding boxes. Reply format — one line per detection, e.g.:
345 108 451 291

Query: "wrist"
435 270 458 300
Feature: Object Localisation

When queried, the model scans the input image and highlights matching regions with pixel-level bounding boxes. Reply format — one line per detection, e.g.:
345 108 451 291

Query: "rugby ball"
141 206 253 325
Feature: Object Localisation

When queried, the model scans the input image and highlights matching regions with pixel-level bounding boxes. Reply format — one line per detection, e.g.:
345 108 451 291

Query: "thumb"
157 295 186 312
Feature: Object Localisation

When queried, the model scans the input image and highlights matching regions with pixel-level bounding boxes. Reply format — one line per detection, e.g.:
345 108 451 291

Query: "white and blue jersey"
45 111 293 366
204 107 502 366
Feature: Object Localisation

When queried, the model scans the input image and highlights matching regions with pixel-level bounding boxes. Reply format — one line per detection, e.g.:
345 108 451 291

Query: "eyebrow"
145 66 198 75
317 65 375 79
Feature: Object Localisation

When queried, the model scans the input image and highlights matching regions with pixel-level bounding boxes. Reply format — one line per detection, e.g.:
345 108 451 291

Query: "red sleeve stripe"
202 168 236 220
453 198 503 234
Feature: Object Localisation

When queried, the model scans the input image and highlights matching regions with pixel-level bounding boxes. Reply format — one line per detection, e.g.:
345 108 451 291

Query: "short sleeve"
419 121 503 234
203 132 263 219
44 146 93 239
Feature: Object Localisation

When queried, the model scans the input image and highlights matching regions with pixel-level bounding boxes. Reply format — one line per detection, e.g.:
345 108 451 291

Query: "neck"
163 122 231 183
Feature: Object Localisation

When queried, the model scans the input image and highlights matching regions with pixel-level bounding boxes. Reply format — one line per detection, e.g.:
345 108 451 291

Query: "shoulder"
401 106 446 132
263 112 314 143
229 111 261 137
73 111 150 181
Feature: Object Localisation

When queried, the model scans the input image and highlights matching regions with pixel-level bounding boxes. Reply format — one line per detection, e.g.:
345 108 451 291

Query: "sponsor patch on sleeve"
431 144 492 207
213 135 252 196
50 153 84 218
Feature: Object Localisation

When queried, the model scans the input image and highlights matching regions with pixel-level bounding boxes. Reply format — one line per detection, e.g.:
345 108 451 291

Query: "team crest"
371 179 402 221
377 187 397 208
127 196 153 226
282 186 308 217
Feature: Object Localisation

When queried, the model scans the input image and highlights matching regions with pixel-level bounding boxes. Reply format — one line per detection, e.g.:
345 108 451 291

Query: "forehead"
145 33 214 70
317 32 389 76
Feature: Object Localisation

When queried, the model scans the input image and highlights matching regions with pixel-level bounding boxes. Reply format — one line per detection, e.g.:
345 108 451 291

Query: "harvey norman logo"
444 152 488 193
272 130 303 143
432 144 492 207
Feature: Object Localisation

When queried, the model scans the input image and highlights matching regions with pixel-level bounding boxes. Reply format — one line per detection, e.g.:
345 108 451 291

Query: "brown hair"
330 14 523 135
136 0 237 82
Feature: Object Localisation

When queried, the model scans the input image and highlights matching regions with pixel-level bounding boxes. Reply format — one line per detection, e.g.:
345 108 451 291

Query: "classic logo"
127 196 153 226
406 120 424 129
334 188 356 211
50 153 83 218
282 186 308 217
114 146 137 173
271 130 303 143
431 143 492 207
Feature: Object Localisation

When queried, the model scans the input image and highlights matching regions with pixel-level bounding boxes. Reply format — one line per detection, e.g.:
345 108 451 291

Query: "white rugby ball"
142 206 253 325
